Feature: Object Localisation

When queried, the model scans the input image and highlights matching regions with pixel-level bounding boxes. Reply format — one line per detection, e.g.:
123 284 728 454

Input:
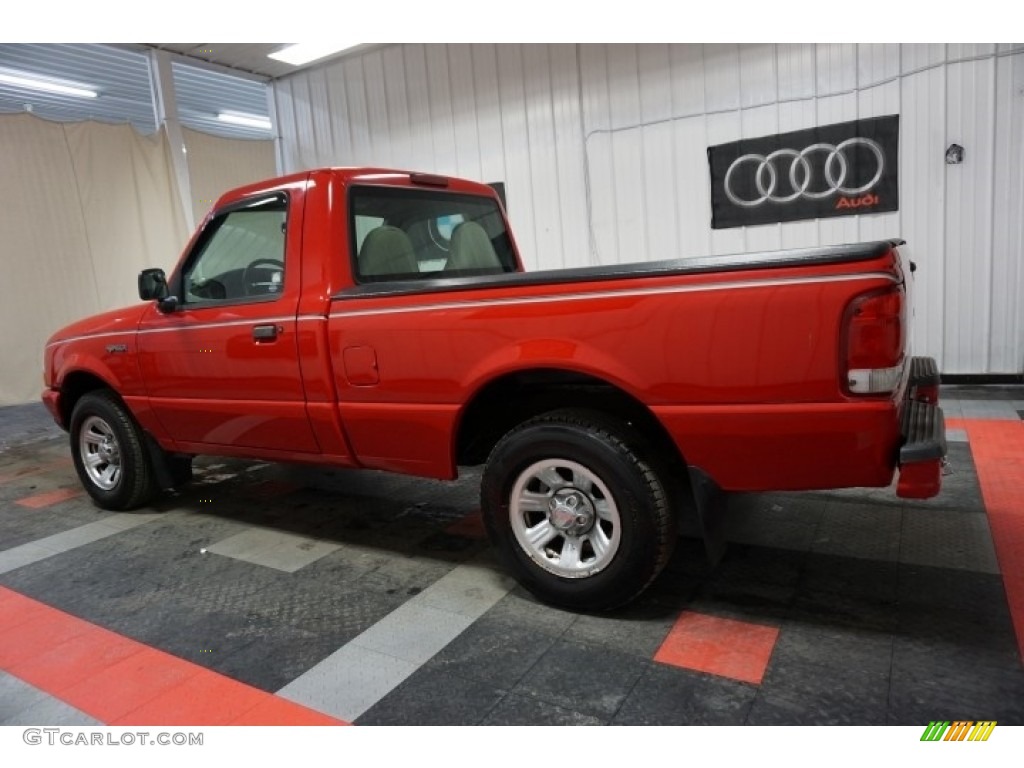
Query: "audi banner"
707 114 899 229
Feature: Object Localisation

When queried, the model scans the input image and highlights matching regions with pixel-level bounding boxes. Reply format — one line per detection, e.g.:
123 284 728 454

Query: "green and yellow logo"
920 721 997 741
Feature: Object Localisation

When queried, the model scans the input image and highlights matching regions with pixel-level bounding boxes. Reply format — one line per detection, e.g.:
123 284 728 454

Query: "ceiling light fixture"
267 43 360 66
0 70 97 99
217 111 273 130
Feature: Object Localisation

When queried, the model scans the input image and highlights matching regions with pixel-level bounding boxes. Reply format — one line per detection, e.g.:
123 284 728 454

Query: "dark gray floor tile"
423 614 557 689
750 655 890 725
356 665 506 725
900 508 998 573
0 403 64 450
812 500 902 562
214 631 353 692
770 622 893 676
512 639 648 719
561 599 679 658
249 579 405 639
888 657 1024 725
798 552 900 602
941 385 1024 401
481 589 580 638
789 587 898 634
897 565 1014 627
711 544 806 589
127 606 295 664
652 537 710 598
725 492 825 551
613 664 756 725
687 576 796 625
482 693 605 725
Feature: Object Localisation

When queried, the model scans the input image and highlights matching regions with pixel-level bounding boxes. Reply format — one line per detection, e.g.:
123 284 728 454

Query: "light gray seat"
358 225 418 278
445 221 502 272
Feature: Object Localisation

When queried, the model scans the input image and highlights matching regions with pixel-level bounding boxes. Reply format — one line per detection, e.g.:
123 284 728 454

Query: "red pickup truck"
42 167 945 609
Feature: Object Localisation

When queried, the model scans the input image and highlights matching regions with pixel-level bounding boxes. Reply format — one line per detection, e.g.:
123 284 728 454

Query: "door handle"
252 324 280 342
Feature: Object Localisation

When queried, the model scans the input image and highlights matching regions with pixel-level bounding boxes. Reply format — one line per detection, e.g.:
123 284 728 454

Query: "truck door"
137 193 319 453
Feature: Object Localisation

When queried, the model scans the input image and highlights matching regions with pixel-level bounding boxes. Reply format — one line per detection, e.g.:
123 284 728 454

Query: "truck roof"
214 167 500 212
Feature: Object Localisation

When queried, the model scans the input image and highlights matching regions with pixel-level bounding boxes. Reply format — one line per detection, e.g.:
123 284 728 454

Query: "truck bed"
338 239 906 299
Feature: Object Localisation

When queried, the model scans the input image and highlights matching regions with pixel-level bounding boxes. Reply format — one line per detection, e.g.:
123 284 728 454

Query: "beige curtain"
1 115 96 407
63 122 191 311
183 127 277 227
0 114 276 406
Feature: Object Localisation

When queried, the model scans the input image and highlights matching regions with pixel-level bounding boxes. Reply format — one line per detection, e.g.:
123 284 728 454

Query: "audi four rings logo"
708 115 899 228
723 137 886 208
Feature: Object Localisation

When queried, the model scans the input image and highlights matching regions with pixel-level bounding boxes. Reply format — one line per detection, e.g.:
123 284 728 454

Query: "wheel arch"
59 369 116 427
454 367 687 476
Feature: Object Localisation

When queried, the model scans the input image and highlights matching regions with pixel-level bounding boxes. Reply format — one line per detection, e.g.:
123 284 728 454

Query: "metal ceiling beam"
148 49 195 233
120 44 272 83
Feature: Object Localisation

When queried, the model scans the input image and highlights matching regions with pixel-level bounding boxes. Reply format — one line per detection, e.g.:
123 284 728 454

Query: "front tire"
70 390 157 510
481 409 676 611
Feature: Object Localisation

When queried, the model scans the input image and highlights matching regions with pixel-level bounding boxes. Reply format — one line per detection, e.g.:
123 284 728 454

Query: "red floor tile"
0 611 94 668
0 586 347 726
229 696 348 726
959 419 1024 662
112 672 274 726
9 627 145 694
0 589 53 629
14 487 82 508
59 647 203 723
654 611 780 685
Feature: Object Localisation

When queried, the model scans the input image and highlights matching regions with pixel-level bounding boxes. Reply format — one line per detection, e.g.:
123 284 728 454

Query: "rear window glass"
350 186 517 282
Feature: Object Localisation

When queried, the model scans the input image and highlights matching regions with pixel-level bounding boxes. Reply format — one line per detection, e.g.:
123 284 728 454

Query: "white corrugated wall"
273 43 1024 375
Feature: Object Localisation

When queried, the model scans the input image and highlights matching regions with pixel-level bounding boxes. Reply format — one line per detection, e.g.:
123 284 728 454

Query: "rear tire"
481 409 676 611
69 390 157 510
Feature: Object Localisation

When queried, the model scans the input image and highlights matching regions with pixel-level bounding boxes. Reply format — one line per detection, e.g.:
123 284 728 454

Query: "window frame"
347 185 516 285
174 193 290 310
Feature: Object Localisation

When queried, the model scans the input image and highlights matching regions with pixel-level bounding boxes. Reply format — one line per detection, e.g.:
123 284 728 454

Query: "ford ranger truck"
42 168 946 610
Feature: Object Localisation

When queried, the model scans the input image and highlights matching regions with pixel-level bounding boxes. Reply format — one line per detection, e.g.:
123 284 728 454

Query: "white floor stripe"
276 553 516 721
0 514 162 575
205 527 341 573
0 670 101 726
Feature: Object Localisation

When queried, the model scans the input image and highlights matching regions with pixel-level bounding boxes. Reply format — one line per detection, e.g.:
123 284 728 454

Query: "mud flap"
143 434 176 492
687 466 729 565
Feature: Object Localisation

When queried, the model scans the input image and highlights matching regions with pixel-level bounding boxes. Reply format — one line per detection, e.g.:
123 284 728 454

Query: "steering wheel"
243 259 285 296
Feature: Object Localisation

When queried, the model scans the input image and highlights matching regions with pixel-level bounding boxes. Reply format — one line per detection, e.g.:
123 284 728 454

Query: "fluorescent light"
217 111 272 130
268 43 360 66
0 70 97 99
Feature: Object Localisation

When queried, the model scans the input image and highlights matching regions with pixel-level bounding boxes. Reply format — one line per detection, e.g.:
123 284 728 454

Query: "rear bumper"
896 357 946 499
908 355 940 405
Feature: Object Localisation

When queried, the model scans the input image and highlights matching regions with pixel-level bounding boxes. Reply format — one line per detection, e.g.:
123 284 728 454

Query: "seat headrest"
358 226 417 278
446 221 502 272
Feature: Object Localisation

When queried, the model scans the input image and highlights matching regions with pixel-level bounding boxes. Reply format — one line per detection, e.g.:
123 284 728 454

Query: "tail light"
843 286 905 395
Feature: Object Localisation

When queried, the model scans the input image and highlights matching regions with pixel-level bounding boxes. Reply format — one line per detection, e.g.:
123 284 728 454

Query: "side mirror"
138 268 178 314
138 268 169 301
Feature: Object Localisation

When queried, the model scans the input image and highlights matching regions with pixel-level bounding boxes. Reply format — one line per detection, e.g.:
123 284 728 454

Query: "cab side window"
350 186 516 283
183 197 287 304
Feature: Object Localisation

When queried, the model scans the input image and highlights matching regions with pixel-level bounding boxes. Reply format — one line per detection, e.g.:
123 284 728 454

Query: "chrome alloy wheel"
78 415 122 491
509 458 621 578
